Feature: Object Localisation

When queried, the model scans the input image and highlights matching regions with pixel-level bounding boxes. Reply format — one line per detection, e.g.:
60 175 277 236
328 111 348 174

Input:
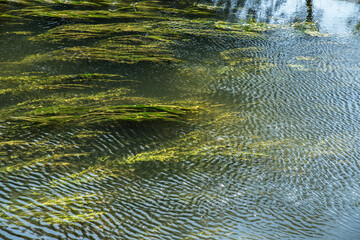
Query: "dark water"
1 0 360 239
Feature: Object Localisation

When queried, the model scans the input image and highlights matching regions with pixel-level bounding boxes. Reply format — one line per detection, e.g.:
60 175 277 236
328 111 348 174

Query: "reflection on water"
211 0 360 34
1 0 360 239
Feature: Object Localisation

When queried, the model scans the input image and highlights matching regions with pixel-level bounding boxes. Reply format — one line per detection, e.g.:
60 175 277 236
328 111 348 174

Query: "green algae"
1 84 200 126
215 20 278 33
0 68 201 127
0 12 24 21
23 18 277 66
29 21 179 43
29 22 126 43
3 87 136 116
71 129 106 139
49 163 126 187
295 56 316 61
291 21 329 37
40 19 272 42
33 0 103 8
24 34 180 64
0 0 279 142
118 130 296 164
0 136 87 174
5 0 218 23
103 109 300 165
0 193 105 225
0 73 132 96
220 47 265 60
11 7 167 21
1 30 33 36
8 104 198 125
288 64 310 71
0 152 88 173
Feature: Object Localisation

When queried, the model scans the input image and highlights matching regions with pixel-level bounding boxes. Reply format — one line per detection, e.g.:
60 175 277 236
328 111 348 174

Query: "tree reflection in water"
306 0 313 22
208 0 360 33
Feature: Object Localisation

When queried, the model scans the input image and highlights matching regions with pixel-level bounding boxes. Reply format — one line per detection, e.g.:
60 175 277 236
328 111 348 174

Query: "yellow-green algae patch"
23 18 279 65
100 109 302 165
49 163 124 187
11 7 167 21
32 0 103 8
0 193 105 225
1 91 200 126
8 104 199 125
215 21 279 33
24 35 181 64
6 0 218 23
29 21 179 43
29 19 276 44
0 73 133 96
0 137 88 174
4 87 133 114
291 21 329 37
295 56 316 61
0 74 198 127
118 133 299 165
0 153 89 173
1 31 33 36
29 22 129 43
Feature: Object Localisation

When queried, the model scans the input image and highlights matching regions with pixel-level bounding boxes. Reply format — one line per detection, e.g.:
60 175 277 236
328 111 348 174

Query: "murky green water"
1 0 360 239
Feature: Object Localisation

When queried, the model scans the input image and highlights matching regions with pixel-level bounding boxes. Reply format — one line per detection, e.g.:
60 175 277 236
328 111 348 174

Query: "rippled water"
1 0 360 239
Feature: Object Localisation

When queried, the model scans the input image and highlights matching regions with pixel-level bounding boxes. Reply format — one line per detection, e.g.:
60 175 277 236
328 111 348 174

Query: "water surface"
1 0 360 239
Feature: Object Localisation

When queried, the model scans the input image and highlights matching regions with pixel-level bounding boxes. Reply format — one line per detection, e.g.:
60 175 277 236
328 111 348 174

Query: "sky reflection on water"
211 0 360 34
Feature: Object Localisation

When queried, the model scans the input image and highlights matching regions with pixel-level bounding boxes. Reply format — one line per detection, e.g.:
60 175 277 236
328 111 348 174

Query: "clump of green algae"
8 104 198 125
0 73 131 96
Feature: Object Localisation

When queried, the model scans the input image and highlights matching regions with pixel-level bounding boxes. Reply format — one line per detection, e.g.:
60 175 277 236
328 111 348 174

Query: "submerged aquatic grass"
0 0 322 229
24 18 276 65
8 104 199 125
0 73 132 97
0 84 200 127
0 193 105 225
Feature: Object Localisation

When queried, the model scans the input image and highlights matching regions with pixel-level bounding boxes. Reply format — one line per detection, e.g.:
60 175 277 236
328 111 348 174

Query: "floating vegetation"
216 20 279 33
291 21 329 37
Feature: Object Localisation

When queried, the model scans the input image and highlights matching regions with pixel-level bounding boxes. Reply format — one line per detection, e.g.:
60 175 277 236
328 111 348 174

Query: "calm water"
1 0 360 239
